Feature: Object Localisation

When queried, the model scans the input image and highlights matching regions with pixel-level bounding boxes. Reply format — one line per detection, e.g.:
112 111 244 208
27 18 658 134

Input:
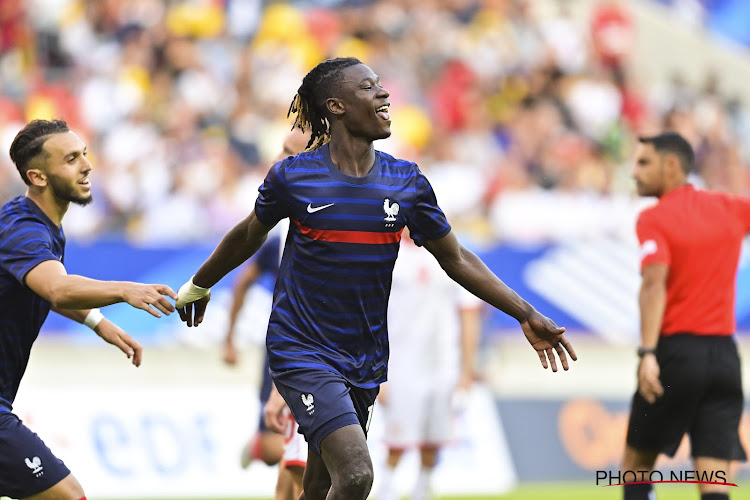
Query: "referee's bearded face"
632 143 664 197
39 131 94 206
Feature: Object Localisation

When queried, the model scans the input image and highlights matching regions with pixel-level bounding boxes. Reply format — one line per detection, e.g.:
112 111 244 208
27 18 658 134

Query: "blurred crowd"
1 0 749 244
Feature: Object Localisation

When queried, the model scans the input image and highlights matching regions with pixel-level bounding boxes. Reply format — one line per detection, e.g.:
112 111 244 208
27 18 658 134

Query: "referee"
623 132 747 500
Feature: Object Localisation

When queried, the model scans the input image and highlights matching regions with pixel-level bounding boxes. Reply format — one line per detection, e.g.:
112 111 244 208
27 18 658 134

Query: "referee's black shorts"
626 334 746 461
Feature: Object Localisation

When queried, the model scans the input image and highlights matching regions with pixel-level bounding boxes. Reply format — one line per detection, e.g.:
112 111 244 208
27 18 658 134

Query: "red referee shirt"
637 184 750 336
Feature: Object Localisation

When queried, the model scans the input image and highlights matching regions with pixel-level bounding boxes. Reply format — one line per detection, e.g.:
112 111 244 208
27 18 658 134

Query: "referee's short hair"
638 132 695 174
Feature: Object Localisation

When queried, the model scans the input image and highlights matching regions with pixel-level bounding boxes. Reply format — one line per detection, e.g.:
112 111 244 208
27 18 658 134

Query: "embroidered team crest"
25 456 43 477
301 393 315 414
383 198 399 227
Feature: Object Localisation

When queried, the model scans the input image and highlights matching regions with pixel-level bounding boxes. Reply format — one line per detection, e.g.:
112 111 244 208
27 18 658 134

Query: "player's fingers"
151 296 174 316
177 306 187 323
124 335 143 367
547 348 558 372
555 344 570 371
185 302 194 327
156 284 179 300
560 337 577 361
537 349 548 369
154 294 175 313
194 301 208 326
139 301 162 318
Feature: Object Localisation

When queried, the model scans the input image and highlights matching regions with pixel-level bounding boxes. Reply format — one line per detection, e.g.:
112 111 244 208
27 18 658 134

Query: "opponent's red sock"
78 497 87 500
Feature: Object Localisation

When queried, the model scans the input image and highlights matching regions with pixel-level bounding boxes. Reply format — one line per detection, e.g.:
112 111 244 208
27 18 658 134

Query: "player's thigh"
23 474 85 500
0 412 75 500
273 368 377 455
319 423 372 482
303 445 331 500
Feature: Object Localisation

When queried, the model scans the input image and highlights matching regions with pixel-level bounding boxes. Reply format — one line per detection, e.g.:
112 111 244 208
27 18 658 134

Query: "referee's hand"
521 311 577 372
637 354 664 403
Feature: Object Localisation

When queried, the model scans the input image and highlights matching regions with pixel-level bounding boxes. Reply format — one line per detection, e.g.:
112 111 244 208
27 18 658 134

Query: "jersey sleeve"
406 166 452 247
635 210 670 271
0 219 59 285
254 161 290 226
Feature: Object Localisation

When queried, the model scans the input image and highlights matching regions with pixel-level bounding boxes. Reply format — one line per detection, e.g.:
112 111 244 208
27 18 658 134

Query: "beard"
48 174 93 206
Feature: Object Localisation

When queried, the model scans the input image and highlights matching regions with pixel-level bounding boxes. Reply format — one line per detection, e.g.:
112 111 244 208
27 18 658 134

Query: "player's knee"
335 463 373 498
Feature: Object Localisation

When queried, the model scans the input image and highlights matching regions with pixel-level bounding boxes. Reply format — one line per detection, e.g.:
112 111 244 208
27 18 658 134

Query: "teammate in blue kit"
176 57 576 500
0 119 177 500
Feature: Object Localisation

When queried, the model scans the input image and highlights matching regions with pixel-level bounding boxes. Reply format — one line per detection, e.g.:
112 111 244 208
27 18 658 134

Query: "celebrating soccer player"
0 119 178 500
176 57 576 500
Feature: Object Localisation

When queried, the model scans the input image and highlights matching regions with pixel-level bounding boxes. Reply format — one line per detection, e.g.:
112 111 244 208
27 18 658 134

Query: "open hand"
521 310 577 371
94 319 143 367
122 283 178 318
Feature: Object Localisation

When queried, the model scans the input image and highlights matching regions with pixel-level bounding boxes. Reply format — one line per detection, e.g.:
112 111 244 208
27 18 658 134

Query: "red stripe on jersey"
292 219 403 244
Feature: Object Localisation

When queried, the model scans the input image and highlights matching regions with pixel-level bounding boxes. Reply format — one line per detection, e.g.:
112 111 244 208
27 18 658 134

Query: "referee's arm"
637 263 668 403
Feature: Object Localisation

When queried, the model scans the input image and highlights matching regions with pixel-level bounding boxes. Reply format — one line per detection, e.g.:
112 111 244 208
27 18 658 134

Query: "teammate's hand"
521 310 576 371
637 354 663 403
94 319 143 367
223 338 238 365
176 277 211 327
121 283 178 318
264 387 289 434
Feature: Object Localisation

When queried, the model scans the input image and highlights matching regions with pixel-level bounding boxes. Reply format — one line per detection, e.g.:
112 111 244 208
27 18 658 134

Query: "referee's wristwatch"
637 347 657 358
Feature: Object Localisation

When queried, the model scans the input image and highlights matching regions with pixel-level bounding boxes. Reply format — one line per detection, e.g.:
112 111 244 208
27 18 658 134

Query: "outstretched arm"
177 211 273 326
54 306 143 366
25 260 177 316
424 231 576 371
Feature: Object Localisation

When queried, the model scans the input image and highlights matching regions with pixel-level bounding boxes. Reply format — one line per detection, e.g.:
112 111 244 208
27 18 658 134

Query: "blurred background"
3 0 750 498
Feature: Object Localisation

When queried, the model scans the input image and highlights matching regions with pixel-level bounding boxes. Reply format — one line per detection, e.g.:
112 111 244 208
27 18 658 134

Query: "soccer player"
176 57 576 500
0 119 178 500
623 132 747 500
377 233 482 500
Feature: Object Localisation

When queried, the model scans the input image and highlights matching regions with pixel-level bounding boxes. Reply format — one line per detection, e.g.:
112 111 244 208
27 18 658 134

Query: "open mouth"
376 104 390 121
79 178 91 187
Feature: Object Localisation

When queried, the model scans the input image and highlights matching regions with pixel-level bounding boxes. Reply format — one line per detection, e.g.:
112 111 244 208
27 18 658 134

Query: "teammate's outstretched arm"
25 259 177 316
176 211 273 326
424 230 577 371
53 306 144 366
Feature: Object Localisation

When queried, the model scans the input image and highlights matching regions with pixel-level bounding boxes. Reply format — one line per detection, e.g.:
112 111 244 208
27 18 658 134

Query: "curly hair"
287 57 362 150
9 119 70 185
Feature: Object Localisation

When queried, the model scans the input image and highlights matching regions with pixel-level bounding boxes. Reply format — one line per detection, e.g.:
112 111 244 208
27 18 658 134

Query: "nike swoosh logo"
307 203 335 213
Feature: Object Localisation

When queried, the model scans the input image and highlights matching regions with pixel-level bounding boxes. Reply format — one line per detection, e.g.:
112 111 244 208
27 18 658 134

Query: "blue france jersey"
254 144 451 388
0 197 65 409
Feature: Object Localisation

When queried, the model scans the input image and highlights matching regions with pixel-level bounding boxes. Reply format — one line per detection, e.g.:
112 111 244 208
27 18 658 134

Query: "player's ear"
326 97 344 116
26 168 48 187
664 153 683 177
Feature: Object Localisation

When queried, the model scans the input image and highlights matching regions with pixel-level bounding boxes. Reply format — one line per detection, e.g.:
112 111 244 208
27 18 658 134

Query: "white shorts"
382 381 454 448
282 410 307 468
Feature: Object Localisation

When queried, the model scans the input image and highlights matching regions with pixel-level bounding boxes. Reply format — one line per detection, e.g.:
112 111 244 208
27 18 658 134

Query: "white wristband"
176 276 211 308
84 308 105 330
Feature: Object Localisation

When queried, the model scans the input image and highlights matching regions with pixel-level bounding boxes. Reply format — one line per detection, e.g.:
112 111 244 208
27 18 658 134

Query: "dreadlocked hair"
288 57 362 150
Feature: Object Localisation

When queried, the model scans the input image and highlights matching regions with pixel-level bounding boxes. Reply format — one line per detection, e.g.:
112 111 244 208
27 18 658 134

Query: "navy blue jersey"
255 144 450 388
0 197 65 408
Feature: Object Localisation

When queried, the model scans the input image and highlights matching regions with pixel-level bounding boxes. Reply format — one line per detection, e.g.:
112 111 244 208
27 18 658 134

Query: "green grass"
127 480 750 500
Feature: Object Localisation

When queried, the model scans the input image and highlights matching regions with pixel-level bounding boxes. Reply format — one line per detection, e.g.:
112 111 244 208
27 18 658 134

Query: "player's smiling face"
633 143 666 197
40 131 94 206
334 64 391 141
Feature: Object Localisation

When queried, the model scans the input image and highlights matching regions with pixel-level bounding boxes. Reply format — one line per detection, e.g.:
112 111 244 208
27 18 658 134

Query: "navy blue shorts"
273 368 379 456
0 411 71 498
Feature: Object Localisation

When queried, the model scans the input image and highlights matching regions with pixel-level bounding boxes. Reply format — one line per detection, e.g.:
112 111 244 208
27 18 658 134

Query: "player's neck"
25 189 68 227
327 136 376 177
